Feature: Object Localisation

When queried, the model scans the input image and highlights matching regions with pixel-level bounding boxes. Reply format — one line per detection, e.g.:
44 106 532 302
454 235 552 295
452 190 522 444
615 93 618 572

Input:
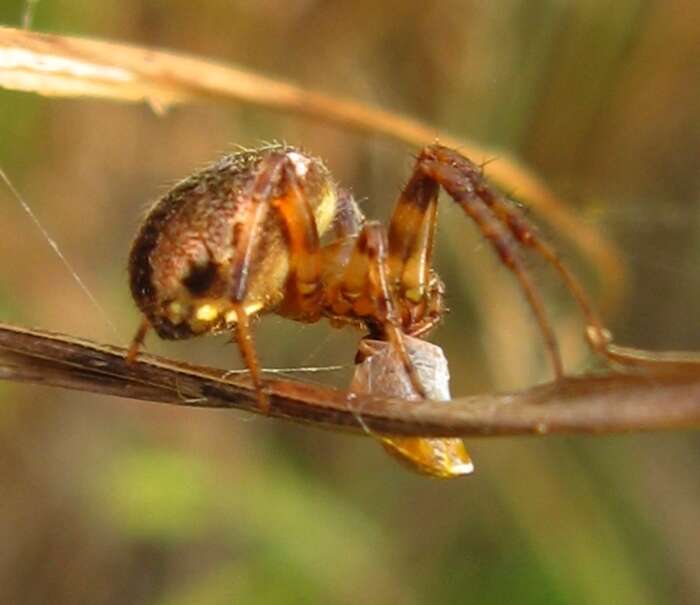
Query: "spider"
126 143 605 476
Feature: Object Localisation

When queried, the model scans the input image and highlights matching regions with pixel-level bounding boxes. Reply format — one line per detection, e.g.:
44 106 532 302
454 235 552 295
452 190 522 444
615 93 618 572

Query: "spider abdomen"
128 145 337 339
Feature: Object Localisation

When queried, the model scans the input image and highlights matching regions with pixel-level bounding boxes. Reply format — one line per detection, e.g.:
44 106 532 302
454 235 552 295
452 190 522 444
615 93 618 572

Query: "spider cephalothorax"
127 143 604 477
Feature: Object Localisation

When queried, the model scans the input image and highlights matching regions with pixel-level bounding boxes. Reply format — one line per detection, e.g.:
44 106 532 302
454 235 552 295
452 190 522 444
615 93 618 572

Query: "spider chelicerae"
126 143 606 476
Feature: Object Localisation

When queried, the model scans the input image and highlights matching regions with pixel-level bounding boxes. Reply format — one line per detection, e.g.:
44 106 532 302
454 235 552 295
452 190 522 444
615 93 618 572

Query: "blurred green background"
1 1 699 603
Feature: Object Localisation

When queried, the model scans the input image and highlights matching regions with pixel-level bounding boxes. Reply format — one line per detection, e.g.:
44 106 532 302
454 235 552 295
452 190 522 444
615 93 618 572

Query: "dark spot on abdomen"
183 261 219 295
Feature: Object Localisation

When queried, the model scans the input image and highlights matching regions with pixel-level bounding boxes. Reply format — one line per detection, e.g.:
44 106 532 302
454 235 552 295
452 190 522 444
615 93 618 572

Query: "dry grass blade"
2 323 700 437
0 25 623 307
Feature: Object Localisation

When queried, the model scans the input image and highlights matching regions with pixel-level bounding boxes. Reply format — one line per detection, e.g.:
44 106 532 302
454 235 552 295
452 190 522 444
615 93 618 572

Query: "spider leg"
126 316 150 363
394 145 565 378
223 155 286 412
273 165 324 320
329 221 427 397
228 155 285 302
229 155 326 412
422 145 607 350
387 174 439 303
386 170 445 336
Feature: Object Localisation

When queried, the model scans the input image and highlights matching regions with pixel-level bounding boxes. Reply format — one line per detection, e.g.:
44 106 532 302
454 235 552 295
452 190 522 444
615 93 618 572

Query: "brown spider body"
129 145 449 381
128 143 603 478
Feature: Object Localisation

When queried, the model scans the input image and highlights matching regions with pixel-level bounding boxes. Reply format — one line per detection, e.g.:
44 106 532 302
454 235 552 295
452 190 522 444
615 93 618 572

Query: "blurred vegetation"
0 1 699 603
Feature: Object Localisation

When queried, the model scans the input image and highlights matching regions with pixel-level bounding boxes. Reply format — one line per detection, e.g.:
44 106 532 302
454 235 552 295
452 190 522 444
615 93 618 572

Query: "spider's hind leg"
226 152 327 412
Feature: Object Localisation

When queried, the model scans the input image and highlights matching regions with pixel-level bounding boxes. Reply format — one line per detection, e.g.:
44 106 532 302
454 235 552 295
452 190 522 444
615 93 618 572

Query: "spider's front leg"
389 145 569 379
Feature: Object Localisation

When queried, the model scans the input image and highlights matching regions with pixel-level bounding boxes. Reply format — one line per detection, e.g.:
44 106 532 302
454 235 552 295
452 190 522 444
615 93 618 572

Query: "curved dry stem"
0 25 623 308
1 323 699 438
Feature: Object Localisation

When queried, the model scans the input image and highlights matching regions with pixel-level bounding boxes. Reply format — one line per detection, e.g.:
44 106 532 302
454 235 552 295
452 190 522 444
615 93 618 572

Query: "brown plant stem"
1 323 699 438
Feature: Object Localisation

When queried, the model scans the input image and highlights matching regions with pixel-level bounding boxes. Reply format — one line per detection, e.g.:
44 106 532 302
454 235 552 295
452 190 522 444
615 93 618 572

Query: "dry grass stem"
2 323 700 438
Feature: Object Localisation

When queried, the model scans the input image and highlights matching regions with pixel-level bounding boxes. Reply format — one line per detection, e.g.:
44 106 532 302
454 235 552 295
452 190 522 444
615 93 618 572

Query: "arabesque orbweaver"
126 143 606 477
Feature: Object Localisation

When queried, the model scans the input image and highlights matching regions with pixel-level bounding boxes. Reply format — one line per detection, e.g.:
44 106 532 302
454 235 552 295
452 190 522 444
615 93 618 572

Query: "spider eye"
182 261 219 295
